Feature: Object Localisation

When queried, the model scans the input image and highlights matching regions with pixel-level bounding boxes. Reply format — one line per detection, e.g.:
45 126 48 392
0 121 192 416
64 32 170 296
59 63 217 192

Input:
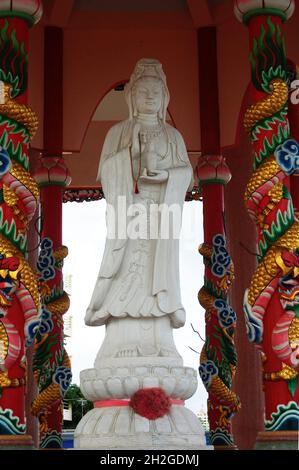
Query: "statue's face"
133 77 163 115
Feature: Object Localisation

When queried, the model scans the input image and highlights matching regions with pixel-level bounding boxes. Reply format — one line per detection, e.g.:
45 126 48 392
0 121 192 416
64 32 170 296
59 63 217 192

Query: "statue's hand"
139 170 168 184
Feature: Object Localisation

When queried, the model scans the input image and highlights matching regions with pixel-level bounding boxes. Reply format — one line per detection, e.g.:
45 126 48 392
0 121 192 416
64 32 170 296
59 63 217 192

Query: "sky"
62 199 207 414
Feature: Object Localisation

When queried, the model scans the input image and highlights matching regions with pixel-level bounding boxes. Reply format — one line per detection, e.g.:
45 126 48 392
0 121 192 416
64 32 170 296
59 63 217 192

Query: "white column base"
74 405 211 450
74 317 212 450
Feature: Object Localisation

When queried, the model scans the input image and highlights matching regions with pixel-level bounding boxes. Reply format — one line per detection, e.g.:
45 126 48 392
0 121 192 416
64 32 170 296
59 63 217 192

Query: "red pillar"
0 2 42 449
224 125 265 450
197 27 240 448
235 1 299 449
25 148 43 449
32 27 72 449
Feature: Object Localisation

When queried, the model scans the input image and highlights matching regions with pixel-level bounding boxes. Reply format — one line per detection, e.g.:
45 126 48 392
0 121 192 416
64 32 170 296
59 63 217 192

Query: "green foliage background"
63 384 93 429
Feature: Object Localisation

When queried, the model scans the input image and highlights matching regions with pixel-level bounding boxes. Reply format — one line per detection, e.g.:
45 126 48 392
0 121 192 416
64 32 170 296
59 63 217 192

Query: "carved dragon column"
197 159 241 448
288 61 299 218
197 27 240 448
234 0 299 449
0 1 42 449
32 26 72 449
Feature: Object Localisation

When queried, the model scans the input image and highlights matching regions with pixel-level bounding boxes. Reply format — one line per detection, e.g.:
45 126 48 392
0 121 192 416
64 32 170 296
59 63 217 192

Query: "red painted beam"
187 0 213 28
47 0 74 27
198 27 221 155
43 26 63 154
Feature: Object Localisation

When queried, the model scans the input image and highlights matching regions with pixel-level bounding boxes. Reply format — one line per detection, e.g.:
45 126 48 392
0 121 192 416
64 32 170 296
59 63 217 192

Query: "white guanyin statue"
75 59 209 450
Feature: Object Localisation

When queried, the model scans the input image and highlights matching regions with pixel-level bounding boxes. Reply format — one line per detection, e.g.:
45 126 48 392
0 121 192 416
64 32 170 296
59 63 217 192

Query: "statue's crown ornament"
234 0 295 23
0 0 43 25
129 58 167 85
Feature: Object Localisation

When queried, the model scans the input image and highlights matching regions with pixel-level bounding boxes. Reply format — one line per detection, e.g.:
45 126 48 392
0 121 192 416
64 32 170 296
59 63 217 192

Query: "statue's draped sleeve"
153 126 194 326
85 123 133 325
168 125 194 191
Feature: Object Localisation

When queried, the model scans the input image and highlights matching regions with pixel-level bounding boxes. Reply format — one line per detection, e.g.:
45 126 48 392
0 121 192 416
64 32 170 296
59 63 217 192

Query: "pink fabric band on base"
94 399 185 408
94 400 130 408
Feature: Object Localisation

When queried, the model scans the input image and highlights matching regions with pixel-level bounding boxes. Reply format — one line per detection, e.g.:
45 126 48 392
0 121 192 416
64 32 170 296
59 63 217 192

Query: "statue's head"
125 58 170 122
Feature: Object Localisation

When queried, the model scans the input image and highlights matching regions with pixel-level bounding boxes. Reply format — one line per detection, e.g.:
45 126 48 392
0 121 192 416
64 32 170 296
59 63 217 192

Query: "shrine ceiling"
74 0 188 11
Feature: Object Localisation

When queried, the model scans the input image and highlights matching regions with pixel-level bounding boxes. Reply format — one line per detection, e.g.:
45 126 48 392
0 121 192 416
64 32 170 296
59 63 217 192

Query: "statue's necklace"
129 132 142 194
140 125 163 141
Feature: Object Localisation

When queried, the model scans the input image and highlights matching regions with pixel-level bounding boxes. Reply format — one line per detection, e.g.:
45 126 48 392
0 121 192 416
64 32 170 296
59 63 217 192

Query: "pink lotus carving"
0 1 43 24
197 155 231 185
33 157 72 187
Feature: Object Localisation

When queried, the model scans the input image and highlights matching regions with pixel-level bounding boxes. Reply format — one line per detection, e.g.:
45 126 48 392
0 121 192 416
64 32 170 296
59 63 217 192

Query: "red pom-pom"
130 388 171 420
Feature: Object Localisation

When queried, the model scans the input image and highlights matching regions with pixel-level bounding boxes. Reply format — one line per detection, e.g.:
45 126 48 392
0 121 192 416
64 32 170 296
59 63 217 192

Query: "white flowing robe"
85 120 193 329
